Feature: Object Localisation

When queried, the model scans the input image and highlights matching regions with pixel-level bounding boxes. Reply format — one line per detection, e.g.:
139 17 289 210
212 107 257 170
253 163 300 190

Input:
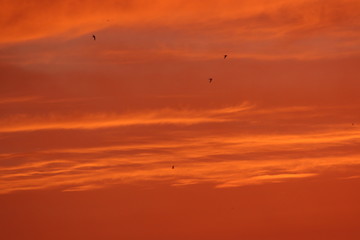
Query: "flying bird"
209 78 213 83
92 34 96 40
224 54 227 59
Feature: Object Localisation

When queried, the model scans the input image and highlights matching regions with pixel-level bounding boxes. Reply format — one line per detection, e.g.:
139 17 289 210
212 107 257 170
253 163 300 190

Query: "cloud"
1 0 359 60
215 173 319 188
1 1 360 197
0 103 252 133
0 96 39 104
1 106 360 194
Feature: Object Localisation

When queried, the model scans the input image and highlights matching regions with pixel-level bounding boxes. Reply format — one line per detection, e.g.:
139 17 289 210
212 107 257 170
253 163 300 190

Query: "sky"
1 0 360 239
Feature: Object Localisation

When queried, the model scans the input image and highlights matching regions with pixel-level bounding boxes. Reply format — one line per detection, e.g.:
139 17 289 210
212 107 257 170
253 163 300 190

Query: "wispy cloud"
0 96 40 104
1 104 360 194
1 0 359 62
1 0 360 200
0 103 253 133
1 151 359 194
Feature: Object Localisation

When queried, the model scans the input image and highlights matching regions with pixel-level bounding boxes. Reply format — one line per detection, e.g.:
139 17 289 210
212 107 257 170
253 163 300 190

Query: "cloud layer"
1 0 360 195
1 103 360 194
1 0 360 60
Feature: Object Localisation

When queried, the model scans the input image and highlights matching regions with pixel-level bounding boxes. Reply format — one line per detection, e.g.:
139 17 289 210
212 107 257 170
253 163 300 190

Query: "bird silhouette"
92 35 96 40
172 165 175 169
224 54 227 59
209 78 213 83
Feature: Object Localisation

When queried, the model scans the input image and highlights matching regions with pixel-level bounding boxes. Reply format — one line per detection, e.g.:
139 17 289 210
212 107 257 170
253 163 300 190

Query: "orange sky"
1 0 360 239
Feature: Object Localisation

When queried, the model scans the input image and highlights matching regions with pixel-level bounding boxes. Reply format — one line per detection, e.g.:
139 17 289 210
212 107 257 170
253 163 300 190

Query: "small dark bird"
92 35 96 40
209 78 213 83
172 165 175 169
224 54 227 59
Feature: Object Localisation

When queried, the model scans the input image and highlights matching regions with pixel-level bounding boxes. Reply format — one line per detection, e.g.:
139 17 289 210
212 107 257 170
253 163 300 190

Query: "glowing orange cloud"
1 0 359 60
1 1 360 239
0 103 252 133
1 106 360 194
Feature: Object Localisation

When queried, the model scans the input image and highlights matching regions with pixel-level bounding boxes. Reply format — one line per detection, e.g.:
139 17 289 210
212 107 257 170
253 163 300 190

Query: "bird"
224 54 227 59
92 34 96 40
209 78 213 83
172 165 175 169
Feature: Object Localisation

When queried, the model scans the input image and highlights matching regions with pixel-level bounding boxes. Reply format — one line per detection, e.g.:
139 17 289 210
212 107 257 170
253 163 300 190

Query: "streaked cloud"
1 103 360 194
0 103 252 133
0 96 40 104
1 0 359 61
1 0 360 197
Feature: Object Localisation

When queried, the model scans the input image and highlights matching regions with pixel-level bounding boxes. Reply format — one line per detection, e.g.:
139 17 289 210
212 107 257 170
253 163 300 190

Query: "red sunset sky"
1 0 360 239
